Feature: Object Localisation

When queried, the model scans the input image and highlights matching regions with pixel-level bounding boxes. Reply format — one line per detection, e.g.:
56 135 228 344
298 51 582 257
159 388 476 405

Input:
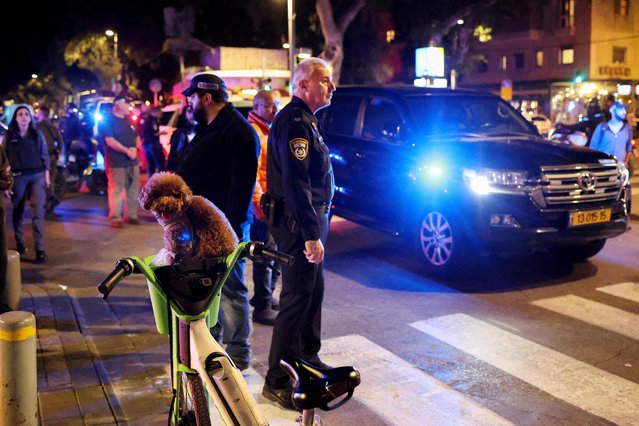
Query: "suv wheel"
415 210 468 275
552 239 606 263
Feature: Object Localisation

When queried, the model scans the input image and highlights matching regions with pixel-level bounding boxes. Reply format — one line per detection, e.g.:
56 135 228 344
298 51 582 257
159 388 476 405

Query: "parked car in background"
317 86 631 276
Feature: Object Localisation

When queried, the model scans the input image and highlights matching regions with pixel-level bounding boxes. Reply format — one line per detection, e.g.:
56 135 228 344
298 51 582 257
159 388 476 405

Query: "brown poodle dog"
139 172 238 264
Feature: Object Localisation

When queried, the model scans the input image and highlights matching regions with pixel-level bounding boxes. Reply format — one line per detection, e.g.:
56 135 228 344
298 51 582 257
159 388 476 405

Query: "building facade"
460 0 638 123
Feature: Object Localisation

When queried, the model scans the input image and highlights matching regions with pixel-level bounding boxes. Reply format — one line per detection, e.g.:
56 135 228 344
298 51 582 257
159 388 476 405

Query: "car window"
406 95 536 137
362 97 403 143
322 95 362 136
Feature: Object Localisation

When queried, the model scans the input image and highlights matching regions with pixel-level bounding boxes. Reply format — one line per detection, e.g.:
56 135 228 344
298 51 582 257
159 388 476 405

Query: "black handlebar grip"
97 258 134 299
249 242 295 268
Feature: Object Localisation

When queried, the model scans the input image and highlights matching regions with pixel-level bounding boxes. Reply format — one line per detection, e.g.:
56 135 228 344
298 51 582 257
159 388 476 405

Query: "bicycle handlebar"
97 242 294 300
97 258 135 300
247 241 295 268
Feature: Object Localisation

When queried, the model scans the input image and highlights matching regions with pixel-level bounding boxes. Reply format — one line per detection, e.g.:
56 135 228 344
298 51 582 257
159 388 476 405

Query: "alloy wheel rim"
420 212 453 266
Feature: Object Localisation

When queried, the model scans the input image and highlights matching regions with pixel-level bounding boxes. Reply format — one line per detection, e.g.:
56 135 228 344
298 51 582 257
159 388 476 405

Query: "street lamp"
105 29 119 94
105 29 118 61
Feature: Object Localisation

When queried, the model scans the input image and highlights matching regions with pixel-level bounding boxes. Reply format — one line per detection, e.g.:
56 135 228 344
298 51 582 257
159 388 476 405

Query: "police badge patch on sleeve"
289 138 309 160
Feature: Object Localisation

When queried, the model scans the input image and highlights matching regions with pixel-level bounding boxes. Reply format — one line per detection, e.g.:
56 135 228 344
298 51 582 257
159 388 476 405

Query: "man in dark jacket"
177 73 259 370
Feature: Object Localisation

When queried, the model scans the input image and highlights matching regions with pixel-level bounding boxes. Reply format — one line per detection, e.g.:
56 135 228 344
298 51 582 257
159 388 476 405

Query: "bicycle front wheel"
177 372 211 425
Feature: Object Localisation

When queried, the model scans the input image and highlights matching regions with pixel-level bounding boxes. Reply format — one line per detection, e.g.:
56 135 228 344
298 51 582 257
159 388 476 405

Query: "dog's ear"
181 184 192 207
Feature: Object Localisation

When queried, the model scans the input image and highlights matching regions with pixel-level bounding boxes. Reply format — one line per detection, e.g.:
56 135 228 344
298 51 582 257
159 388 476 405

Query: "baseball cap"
182 73 227 97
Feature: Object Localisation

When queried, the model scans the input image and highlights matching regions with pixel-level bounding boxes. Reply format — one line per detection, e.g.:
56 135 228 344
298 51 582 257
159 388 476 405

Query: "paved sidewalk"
23 280 169 425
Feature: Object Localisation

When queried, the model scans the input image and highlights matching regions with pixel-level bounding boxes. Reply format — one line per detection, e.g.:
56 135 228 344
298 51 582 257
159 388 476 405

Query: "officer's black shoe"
16 242 27 255
36 251 48 264
262 384 296 411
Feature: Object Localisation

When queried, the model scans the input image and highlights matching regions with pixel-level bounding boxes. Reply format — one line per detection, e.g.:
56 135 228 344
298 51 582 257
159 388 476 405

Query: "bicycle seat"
280 357 361 411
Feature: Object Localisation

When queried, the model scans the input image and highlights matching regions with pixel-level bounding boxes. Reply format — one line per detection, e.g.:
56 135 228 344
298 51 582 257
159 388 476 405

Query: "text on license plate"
569 208 611 227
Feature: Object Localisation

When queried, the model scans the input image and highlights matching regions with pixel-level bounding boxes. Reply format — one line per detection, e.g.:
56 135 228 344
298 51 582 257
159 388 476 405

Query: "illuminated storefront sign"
415 47 445 78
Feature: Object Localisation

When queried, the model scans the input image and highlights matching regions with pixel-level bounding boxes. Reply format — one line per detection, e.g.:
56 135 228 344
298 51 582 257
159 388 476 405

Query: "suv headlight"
463 168 528 194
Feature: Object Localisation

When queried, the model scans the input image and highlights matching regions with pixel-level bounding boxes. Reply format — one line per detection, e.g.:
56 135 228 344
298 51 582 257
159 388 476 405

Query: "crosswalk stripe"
531 294 639 340
597 282 639 304
411 313 639 425
320 334 513 426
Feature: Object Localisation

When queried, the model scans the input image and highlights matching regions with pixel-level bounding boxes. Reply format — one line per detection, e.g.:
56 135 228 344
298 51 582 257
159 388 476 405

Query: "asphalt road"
9 172 639 425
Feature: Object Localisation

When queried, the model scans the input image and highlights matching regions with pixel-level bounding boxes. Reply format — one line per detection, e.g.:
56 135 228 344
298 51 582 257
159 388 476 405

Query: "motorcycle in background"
65 136 108 195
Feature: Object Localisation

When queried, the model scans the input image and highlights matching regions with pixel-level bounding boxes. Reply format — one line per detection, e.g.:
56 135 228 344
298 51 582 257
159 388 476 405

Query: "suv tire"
414 209 470 275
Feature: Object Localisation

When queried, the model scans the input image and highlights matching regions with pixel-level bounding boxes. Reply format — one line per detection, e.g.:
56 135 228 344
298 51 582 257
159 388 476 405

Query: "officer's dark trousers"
265 208 329 388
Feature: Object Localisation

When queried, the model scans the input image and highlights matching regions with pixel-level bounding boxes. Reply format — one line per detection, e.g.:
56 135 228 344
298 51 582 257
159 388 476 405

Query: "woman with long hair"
2 105 50 263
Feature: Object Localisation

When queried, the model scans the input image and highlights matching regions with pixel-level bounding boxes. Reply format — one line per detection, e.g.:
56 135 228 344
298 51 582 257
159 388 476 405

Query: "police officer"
261 57 336 410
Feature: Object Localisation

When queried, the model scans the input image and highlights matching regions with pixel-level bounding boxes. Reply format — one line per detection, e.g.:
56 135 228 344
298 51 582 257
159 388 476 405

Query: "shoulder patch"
289 138 309 160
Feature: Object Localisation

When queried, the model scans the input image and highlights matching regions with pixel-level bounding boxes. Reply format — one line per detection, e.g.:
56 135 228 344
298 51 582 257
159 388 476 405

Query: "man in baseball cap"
176 72 259 370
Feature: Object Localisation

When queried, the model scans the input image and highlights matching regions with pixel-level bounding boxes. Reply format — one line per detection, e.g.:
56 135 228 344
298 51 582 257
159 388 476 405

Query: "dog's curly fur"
139 172 238 259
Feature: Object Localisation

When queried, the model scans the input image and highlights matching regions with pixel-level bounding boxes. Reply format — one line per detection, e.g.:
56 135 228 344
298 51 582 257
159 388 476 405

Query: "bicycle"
97 241 361 425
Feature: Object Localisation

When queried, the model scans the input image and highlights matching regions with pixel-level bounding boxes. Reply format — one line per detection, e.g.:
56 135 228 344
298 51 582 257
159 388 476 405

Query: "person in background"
3 105 50 263
58 104 82 163
261 58 336 409
99 95 141 228
142 107 166 176
248 89 281 325
166 105 195 172
590 101 635 167
0 143 14 312
36 106 63 213
177 74 259 371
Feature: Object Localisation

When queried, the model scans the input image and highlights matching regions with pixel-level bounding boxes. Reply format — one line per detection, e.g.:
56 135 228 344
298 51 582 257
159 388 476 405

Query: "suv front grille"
538 163 621 207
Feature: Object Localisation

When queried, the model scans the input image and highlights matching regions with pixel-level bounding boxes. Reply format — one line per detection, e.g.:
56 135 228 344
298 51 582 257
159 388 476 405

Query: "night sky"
0 0 475 97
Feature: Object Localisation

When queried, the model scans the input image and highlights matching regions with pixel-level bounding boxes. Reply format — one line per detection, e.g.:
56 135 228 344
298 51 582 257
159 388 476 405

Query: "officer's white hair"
293 57 330 92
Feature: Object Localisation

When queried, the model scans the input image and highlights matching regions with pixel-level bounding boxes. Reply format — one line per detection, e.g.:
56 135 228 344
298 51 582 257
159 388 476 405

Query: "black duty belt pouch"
261 193 284 227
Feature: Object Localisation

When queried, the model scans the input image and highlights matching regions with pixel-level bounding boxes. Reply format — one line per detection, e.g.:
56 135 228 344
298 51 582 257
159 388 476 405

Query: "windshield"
406 95 537 138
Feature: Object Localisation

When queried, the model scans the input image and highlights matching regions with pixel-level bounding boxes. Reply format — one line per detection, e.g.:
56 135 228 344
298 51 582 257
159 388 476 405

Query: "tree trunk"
316 0 365 85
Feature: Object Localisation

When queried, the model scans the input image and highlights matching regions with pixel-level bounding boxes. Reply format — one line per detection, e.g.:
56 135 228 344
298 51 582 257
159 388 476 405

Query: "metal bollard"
3 250 22 311
0 311 37 426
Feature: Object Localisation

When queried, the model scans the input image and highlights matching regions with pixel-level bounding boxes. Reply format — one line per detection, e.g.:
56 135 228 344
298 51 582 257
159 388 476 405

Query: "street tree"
64 33 120 93
315 0 366 84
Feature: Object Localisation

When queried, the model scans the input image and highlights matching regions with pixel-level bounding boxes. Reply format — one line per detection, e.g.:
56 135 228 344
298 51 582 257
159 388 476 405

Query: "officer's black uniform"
264 95 334 389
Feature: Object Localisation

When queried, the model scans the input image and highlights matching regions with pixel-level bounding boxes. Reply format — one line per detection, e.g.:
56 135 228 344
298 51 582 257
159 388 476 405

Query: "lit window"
613 47 627 63
500 55 507 70
614 0 629 15
560 47 574 64
514 53 525 69
536 50 544 67
560 0 575 27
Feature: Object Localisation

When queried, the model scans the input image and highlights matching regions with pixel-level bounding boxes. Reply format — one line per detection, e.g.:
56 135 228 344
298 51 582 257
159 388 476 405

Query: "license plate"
569 208 611 228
